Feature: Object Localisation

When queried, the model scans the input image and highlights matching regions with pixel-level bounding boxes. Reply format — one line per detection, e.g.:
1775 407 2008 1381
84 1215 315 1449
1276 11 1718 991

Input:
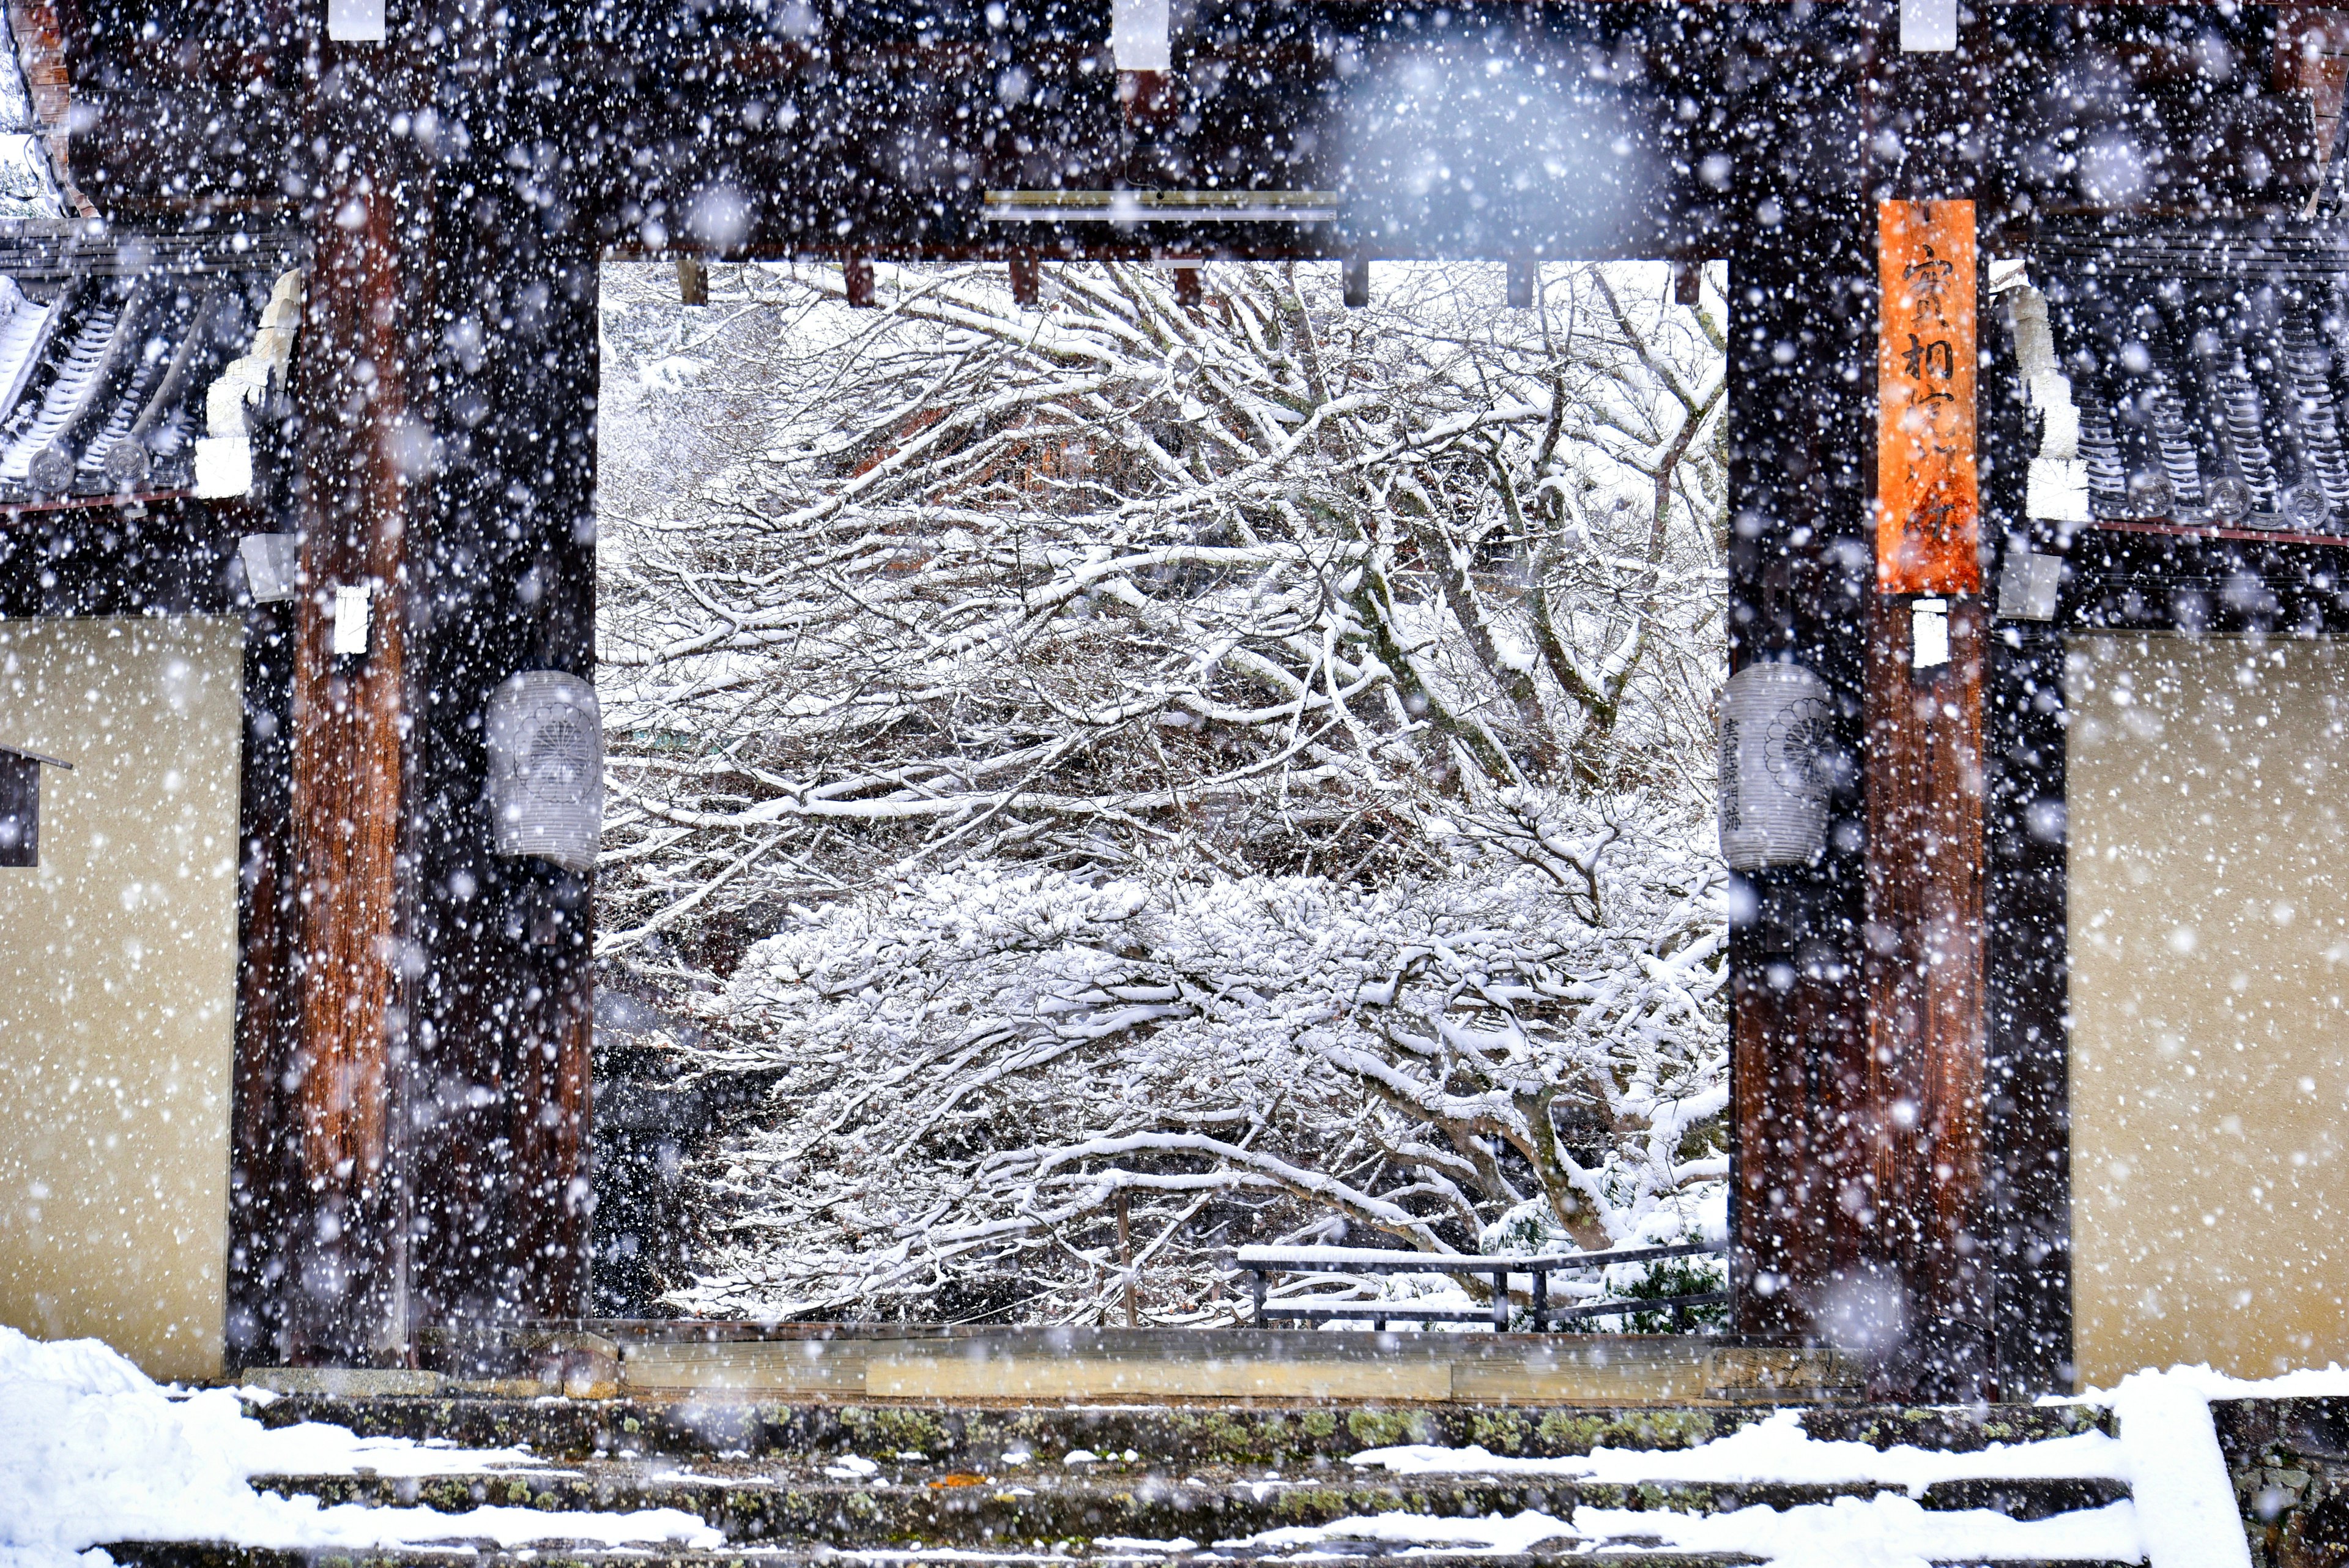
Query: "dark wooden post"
401 84 600 1340
1866 200 1992 1398
1723 3 1876 1345
1864 593 1991 1391
275 34 600 1363
227 595 301 1365
283 53 426 1364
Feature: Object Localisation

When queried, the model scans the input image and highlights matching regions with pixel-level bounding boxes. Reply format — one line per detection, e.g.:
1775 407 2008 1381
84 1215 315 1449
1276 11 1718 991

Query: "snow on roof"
0 241 299 503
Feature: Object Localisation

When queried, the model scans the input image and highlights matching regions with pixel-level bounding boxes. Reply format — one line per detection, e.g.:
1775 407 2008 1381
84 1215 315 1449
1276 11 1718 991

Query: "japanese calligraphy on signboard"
1877 200 1978 595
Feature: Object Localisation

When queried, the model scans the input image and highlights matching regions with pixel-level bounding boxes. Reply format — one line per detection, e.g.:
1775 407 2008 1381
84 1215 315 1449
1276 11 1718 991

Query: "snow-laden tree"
595 258 1729 1323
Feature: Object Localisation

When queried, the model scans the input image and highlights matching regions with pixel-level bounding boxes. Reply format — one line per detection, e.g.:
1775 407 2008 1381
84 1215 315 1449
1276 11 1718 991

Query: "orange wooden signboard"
1877 200 1978 595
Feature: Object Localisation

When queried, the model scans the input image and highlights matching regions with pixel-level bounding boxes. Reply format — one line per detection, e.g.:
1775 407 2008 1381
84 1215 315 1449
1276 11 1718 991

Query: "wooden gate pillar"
282 51 430 1364
399 97 600 1343
276 54 599 1364
1866 199 1993 1397
1723 4 1879 1347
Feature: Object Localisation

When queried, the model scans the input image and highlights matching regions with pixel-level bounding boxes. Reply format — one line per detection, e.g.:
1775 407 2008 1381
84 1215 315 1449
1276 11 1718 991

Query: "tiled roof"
2028 229 2349 535
0 240 295 503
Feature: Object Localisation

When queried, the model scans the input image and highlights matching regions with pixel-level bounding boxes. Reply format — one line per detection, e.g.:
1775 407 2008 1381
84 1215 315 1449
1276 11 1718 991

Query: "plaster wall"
2069 631 2349 1386
0 615 243 1381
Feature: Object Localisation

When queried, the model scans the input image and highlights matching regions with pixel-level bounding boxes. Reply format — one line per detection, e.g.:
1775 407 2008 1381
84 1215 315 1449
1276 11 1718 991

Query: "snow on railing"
1231 1242 1727 1333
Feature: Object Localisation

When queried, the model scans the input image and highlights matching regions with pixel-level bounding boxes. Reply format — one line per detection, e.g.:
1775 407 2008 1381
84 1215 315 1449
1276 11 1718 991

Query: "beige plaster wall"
2069 631 2349 1385
0 615 243 1381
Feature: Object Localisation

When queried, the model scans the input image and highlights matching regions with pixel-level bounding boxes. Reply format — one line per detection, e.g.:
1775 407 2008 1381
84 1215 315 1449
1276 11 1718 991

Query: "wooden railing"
1233 1242 1729 1332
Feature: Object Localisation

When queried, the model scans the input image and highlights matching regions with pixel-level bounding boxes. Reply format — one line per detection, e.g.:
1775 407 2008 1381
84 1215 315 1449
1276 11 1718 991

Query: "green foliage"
1597 1249 1728 1334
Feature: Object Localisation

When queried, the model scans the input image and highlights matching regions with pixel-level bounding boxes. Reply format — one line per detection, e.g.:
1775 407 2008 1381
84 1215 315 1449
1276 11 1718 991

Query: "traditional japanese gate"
6 0 2336 1394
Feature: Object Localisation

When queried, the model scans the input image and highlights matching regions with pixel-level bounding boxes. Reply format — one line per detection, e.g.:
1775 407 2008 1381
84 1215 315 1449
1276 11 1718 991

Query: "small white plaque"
1900 0 1958 52
1912 597 1951 669
327 0 387 43
332 584 373 656
1111 0 1171 72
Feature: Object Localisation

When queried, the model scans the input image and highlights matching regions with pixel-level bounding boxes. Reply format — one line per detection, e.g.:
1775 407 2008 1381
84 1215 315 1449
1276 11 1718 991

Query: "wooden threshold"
598 1328 1861 1408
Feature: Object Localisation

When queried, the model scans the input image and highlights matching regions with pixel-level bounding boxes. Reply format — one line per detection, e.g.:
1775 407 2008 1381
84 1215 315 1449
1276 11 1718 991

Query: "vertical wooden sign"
1877 201 1978 595
1868 199 1992 1395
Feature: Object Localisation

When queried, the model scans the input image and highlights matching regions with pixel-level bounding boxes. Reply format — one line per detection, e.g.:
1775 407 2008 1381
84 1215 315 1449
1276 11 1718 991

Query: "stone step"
106 1548 1773 1568
100 1545 2142 1568
239 1393 2112 1468
247 1465 2131 1548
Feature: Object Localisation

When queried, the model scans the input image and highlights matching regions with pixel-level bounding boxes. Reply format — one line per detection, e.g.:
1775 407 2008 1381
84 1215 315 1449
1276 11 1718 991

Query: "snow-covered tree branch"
596 257 1729 1324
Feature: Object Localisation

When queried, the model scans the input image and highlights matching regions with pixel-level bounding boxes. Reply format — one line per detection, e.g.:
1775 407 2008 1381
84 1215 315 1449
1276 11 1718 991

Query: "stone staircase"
98 1395 2147 1567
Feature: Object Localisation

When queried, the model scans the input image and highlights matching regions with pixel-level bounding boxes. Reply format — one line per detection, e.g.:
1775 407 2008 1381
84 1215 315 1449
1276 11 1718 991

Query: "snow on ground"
1316 1364 2349 1567
9 1320 2345 1568
0 1327 722 1568
1227 1498 2142 1567
2094 1366 2281 1568
1309 1406 2143 1566
1351 1406 2124 1492
1230 1510 1581 1555
1571 1496 2140 1567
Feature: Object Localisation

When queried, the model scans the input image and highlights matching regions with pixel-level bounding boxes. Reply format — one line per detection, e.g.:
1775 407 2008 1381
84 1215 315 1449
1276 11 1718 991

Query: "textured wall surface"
2070 633 2349 1385
0 615 243 1380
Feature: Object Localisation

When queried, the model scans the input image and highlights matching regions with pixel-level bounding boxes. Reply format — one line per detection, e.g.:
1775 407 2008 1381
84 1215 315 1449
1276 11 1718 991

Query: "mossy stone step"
240 1395 2109 1468
109 1548 1778 1568
105 1546 2148 1568
250 1467 2131 1547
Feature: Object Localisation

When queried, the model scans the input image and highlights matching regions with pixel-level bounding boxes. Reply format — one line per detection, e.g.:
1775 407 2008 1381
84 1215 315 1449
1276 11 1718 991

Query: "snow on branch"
596 258 1729 1325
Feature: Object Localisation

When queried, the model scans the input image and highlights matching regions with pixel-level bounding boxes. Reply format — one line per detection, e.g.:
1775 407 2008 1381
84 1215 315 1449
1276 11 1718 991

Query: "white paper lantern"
1719 662 1835 871
485 670 602 874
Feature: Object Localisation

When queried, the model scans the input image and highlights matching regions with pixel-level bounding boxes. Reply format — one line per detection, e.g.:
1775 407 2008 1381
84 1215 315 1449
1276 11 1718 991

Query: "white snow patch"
823 1454 882 1479
2100 1367 2258 1568
1228 1498 2138 1566
1353 1406 2123 1494
0 1326 723 1568
1063 1449 1101 1466
1228 1509 1579 1555
1575 1495 2139 1568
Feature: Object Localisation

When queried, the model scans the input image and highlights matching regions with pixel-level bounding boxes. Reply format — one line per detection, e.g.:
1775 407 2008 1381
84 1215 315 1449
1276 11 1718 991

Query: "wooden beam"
7 0 95 217
1731 940 1871 1334
1864 593 1991 1393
